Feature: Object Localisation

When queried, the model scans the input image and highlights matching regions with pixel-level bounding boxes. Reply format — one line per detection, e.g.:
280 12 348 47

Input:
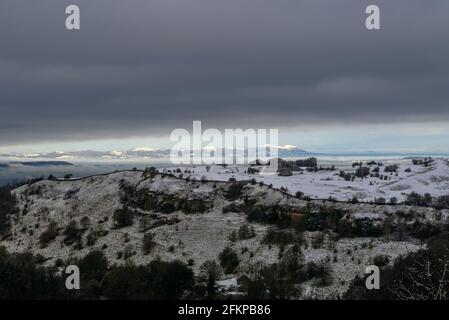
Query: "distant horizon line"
1 147 449 162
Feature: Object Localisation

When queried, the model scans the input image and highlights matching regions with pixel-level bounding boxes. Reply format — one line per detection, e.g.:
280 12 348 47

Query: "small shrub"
436 195 449 209
142 233 156 255
225 182 245 201
262 227 295 246
238 224 256 240
355 167 370 178
295 191 305 198
384 164 398 173
219 246 239 274
86 229 107 246
304 210 326 231
306 261 332 286
39 221 59 248
77 250 108 282
80 216 90 229
373 255 390 267
112 207 134 229
350 196 359 204
63 220 82 246
228 230 237 242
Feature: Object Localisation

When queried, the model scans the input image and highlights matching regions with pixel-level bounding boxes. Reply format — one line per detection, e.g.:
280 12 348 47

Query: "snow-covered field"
164 158 449 202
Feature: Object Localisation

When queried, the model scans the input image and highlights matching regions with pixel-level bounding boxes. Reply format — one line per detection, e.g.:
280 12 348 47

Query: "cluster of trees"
0 188 16 240
244 244 332 299
384 164 399 173
229 224 256 241
0 187 17 240
200 244 328 299
436 195 449 209
295 158 318 168
263 226 297 246
244 249 303 299
340 166 394 181
112 206 134 228
277 158 318 172
0 247 67 299
247 167 260 174
5 177 45 189
16 173 74 183
355 167 370 178
339 171 355 181
351 163 398 175
405 192 449 208
412 158 434 166
39 218 100 249
344 232 449 300
225 181 246 200
352 161 363 168
405 192 434 207
199 260 222 298
0 248 194 300
201 242 329 299
353 161 383 168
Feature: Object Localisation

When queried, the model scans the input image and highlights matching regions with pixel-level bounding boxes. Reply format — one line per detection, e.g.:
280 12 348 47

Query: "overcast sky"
1 0 448 153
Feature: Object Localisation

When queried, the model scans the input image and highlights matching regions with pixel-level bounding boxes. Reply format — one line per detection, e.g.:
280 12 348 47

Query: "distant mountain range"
0 145 311 161
1 146 448 162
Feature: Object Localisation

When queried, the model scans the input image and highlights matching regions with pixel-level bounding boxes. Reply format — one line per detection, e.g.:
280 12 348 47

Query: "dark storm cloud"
0 0 448 145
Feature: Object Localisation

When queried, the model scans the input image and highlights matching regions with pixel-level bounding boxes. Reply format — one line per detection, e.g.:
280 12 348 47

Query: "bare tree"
390 247 449 300
199 260 222 297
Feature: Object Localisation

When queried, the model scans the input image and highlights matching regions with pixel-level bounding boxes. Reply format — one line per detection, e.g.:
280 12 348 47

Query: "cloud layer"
1 0 448 146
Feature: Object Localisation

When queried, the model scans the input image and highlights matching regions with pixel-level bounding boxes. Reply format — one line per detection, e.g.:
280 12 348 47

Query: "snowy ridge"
169 159 449 203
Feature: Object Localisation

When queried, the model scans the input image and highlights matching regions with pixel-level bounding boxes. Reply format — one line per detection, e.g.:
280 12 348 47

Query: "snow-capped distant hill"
0 149 172 160
1 145 310 161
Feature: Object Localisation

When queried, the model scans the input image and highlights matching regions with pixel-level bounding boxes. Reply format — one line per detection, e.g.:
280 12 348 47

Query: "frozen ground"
1 157 449 299
164 158 449 202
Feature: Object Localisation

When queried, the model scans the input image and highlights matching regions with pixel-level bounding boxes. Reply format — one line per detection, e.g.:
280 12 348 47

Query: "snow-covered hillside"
165 158 449 203
2 163 449 299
